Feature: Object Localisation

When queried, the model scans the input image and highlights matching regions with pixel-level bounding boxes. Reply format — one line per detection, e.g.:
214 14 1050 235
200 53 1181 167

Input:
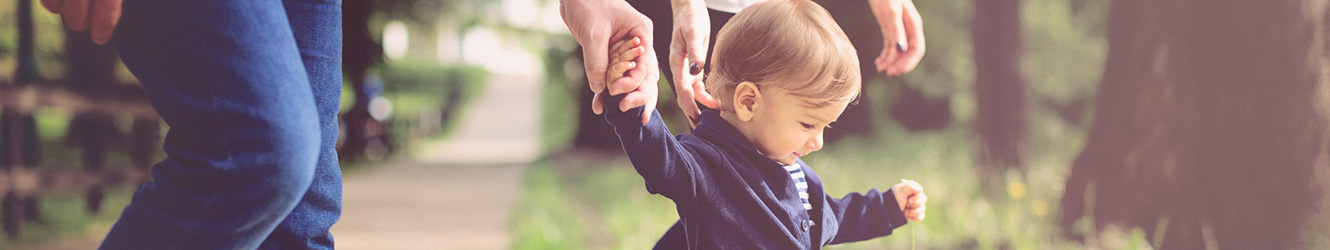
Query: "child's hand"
593 36 648 113
606 36 646 92
893 179 927 222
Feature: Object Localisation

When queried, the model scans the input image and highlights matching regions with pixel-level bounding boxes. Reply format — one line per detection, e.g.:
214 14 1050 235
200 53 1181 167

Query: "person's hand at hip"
561 0 661 124
867 0 925 76
41 0 123 44
669 0 719 128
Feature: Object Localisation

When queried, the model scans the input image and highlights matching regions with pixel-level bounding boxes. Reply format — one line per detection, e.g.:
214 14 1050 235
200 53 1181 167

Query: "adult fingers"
672 63 702 127
41 0 63 14
582 32 611 94
592 92 606 115
872 0 905 74
692 80 719 110
621 88 648 112
89 0 122 44
682 30 708 80
61 0 90 31
882 13 908 75
641 88 658 124
675 80 702 127
620 86 657 124
888 0 925 75
640 52 660 124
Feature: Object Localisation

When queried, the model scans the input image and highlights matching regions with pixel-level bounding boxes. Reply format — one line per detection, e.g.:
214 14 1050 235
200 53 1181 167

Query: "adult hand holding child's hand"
561 0 659 124
600 36 652 118
894 179 927 222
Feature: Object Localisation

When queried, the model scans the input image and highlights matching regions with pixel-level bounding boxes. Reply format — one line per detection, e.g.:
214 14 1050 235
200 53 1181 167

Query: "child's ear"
733 82 762 122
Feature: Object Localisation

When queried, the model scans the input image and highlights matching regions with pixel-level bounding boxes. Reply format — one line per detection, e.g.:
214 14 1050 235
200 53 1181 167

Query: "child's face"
745 86 849 165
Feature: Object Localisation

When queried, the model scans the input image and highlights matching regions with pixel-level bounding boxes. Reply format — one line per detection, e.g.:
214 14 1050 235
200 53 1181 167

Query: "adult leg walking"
100 0 322 249
259 0 345 249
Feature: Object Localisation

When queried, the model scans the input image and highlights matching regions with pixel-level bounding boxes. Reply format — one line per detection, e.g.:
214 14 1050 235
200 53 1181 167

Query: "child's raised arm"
600 54 716 205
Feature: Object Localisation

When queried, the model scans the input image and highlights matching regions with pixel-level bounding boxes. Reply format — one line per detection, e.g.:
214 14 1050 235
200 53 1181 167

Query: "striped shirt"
784 164 812 211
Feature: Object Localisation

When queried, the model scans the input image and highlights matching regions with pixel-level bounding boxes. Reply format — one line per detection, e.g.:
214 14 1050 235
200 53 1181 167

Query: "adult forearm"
671 0 704 13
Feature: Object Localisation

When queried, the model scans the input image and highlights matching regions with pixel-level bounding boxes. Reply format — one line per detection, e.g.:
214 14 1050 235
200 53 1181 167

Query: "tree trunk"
972 0 1030 178
1060 0 1329 248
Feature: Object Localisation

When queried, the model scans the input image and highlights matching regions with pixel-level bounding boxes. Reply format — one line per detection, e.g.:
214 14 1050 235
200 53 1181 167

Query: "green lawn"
0 187 134 249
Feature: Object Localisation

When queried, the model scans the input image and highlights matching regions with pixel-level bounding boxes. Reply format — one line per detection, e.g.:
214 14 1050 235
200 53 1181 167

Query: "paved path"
330 161 527 250
331 74 541 249
411 74 543 165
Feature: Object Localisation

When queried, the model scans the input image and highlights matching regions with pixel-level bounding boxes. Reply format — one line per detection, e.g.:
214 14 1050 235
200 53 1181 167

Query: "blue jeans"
100 0 342 249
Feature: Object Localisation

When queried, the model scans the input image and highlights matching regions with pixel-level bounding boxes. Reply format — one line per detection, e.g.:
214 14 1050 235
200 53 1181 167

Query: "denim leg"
258 0 344 249
100 0 321 249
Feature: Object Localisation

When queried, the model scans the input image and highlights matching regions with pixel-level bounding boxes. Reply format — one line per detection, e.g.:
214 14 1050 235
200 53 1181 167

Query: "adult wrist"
671 0 706 14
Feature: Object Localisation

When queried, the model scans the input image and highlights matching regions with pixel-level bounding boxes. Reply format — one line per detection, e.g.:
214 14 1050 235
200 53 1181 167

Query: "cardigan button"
800 220 811 231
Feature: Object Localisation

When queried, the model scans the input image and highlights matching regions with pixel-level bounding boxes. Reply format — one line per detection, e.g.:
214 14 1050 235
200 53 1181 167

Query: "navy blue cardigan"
602 99 909 249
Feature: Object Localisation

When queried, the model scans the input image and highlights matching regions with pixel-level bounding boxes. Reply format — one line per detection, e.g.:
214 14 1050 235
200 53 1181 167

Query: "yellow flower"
1007 181 1026 199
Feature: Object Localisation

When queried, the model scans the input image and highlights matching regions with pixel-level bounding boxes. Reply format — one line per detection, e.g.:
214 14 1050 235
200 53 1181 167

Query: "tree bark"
1060 0 1329 248
972 0 1030 177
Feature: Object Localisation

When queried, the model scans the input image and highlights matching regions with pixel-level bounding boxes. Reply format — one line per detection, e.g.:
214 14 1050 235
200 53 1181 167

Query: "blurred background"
1 0 1328 249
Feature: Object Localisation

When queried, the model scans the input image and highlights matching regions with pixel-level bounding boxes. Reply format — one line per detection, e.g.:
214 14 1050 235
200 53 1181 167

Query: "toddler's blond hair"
706 0 861 110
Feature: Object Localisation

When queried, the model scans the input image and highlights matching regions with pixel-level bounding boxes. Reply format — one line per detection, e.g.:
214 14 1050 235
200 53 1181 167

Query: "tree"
1060 0 1329 248
972 0 1030 181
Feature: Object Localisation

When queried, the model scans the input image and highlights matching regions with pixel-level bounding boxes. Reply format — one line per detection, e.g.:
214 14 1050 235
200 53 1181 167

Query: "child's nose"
809 133 824 151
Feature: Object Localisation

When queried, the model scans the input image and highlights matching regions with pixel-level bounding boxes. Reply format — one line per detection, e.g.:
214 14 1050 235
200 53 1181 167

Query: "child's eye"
800 122 814 129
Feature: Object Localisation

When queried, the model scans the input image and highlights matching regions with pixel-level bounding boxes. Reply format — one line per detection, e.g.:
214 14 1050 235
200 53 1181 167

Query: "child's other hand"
594 36 648 113
893 179 926 222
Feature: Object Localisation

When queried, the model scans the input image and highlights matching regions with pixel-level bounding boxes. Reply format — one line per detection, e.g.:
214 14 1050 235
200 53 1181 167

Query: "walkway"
330 74 541 249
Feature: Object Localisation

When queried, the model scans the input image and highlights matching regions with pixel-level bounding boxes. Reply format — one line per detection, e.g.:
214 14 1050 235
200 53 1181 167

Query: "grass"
0 109 143 249
0 187 135 249
512 153 678 250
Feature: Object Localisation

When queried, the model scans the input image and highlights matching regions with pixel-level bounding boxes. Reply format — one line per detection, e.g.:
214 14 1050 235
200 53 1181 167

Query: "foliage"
511 155 679 250
0 187 135 249
367 58 489 152
0 1 73 81
1022 0 1107 119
